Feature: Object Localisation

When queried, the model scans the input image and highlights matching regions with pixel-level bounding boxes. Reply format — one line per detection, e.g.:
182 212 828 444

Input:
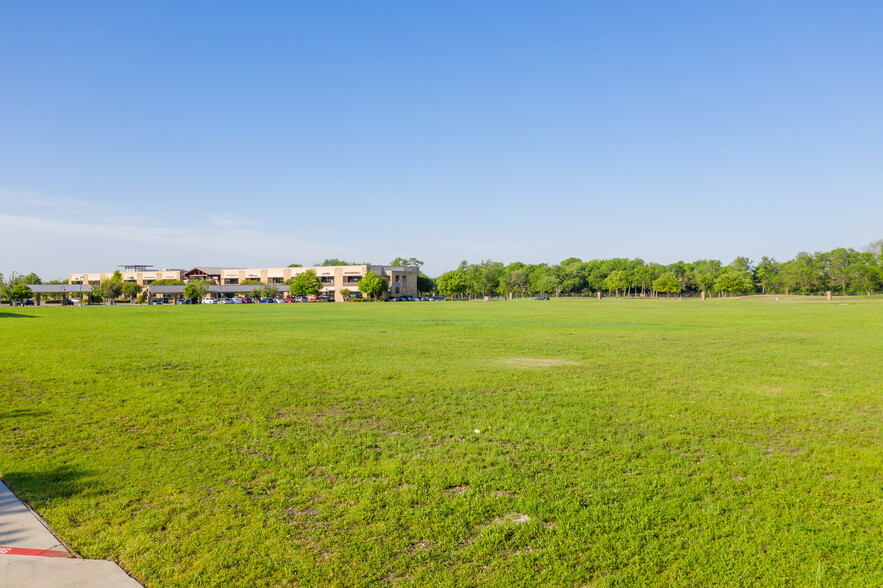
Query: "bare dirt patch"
445 485 468 495
499 358 579 368
491 512 531 526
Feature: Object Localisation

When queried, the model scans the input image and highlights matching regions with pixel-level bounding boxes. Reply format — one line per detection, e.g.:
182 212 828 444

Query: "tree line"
3 243 882 304
431 242 883 299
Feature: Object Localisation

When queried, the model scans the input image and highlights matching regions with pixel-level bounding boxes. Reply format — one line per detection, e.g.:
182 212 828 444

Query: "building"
69 264 419 301
69 266 183 287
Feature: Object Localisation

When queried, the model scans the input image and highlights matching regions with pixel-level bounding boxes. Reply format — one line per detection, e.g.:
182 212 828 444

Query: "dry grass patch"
499 357 579 368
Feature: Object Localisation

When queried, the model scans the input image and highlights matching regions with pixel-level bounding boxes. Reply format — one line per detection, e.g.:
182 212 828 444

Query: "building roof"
29 284 93 293
182 267 236 276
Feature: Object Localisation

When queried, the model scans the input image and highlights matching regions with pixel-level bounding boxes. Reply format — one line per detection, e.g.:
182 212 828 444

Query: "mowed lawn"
1 299 881 587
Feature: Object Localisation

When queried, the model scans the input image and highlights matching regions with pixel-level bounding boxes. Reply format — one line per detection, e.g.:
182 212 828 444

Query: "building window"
346 276 362 283
395 286 400 294
321 276 334 284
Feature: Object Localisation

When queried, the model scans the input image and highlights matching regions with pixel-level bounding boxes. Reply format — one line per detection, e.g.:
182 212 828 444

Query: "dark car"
22 299 35 306
536 296 550 300
61 299 75 306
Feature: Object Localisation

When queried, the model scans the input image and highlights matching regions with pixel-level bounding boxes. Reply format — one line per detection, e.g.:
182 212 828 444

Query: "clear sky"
2 1 881 280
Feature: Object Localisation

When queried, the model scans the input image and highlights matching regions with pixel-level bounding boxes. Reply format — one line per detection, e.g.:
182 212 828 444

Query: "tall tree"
183 279 209 301
652 272 682 297
390 257 423 268
286 270 322 297
100 273 124 303
863 238 883 259
436 269 468 299
317 258 352 266
358 271 387 300
826 248 855 294
754 257 780 294
603 270 629 296
417 273 435 294
714 270 754 297
122 282 143 302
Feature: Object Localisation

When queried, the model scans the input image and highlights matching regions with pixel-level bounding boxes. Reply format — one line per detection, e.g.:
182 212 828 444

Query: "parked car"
61 299 75 306
175 299 191 305
536 296 550 300
22 299 35 306
241 297 253 304
202 297 218 304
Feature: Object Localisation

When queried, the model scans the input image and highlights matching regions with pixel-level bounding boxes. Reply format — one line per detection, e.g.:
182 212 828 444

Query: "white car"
201 297 218 304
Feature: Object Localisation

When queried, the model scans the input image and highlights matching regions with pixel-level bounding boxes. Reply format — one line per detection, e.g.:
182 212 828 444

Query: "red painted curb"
0 545 70 558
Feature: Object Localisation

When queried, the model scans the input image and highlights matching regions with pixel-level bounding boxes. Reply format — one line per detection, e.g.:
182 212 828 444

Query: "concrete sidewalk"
0 480 143 587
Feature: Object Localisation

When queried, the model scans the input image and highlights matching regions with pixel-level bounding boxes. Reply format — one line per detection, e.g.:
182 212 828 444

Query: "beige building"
69 265 182 287
70 264 419 302
217 265 418 301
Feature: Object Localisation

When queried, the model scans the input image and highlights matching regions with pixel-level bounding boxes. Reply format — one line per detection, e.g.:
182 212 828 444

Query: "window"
346 276 362 283
321 276 334 284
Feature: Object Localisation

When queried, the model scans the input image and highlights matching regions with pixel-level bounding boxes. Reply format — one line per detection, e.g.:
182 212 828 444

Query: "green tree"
436 269 468 299
826 248 856 294
714 270 754 297
417 273 435 295
183 279 209 301
317 258 351 266
390 257 423 268
477 260 503 297
604 270 629 296
358 271 387 300
339 288 352 301
790 251 818 293
122 282 143 302
652 272 682 297
286 270 322 297
7 282 33 305
287 263 303 268
533 274 558 296
100 274 124 304
852 253 881 295
503 267 530 298
251 284 279 300
754 256 780 294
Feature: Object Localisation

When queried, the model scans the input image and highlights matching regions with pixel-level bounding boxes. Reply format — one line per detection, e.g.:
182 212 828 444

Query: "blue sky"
2 2 881 280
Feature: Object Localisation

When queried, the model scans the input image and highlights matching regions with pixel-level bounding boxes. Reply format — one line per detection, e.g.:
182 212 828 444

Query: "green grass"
1 299 882 587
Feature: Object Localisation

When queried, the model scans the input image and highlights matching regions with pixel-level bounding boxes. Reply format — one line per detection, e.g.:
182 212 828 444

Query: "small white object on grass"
474 429 481 434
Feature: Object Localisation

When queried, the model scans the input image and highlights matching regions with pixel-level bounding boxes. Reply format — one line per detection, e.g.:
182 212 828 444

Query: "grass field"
2 299 882 587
